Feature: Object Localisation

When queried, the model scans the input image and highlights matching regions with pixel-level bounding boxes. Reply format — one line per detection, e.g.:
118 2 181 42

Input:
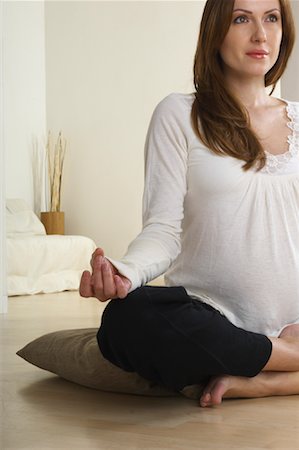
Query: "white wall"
281 0 299 101
45 1 204 259
1 1 7 313
4 0 46 210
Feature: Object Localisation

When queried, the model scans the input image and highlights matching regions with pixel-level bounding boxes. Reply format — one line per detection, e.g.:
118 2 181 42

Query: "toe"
199 392 212 407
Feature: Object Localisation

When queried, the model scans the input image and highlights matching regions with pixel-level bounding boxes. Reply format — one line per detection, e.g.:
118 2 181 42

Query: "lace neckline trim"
261 100 299 174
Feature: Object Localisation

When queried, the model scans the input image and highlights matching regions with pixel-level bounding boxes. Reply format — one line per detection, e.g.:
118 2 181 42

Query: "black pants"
97 286 272 392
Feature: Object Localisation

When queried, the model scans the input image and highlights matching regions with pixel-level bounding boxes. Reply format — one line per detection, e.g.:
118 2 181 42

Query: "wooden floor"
1 291 299 449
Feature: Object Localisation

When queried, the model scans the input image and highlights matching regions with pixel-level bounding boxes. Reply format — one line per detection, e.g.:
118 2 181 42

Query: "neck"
224 75 274 110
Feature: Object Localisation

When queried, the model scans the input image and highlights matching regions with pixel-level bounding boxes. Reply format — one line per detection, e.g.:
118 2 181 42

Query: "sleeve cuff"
105 257 141 292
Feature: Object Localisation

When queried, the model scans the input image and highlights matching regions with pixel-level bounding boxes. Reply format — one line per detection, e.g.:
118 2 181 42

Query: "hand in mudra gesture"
79 248 132 301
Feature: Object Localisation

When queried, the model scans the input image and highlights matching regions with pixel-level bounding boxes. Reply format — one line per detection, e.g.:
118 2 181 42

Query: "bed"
7 199 96 296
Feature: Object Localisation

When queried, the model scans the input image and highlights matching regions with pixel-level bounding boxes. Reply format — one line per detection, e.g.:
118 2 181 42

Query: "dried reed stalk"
46 131 67 212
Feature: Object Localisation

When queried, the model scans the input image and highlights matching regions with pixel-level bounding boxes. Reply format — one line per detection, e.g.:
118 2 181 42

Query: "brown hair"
191 0 296 171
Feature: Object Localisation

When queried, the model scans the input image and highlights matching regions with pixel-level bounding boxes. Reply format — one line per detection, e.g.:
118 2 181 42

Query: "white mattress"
7 235 96 296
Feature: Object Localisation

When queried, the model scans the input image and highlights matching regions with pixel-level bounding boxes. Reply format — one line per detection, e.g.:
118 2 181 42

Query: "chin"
239 65 273 79
224 62 271 80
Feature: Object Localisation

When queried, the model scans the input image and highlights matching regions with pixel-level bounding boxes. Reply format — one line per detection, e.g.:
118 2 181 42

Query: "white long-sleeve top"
108 93 299 337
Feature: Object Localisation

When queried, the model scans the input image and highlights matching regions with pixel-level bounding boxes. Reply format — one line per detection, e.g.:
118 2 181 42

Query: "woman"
80 0 299 407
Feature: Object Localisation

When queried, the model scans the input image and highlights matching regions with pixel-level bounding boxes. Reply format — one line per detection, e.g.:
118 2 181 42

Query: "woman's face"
219 0 283 81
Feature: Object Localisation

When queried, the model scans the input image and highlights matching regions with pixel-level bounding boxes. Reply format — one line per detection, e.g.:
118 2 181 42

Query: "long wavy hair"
191 0 296 171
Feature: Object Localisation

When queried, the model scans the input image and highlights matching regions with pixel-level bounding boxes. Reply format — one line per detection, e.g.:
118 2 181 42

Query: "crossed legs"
98 286 299 408
200 324 299 407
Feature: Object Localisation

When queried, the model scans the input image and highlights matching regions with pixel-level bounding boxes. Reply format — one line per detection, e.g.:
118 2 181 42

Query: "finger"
91 256 104 299
102 259 117 299
114 275 129 299
90 248 105 267
79 271 94 298
90 248 104 267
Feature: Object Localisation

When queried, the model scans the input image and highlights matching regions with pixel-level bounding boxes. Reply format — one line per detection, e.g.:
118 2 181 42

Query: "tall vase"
40 211 65 235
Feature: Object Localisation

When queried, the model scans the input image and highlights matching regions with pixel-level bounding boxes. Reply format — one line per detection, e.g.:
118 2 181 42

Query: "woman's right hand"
79 248 132 302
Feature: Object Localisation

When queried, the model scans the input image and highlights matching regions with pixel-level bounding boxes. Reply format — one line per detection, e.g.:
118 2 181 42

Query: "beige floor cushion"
17 327 205 399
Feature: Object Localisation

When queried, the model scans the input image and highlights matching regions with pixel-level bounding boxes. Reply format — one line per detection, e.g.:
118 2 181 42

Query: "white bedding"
7 235 96 296
6 199 96 296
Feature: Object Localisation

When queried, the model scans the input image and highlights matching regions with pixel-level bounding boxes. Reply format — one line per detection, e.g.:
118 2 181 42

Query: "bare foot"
199 375 233 407
279 324 299 339
199 370 299 407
